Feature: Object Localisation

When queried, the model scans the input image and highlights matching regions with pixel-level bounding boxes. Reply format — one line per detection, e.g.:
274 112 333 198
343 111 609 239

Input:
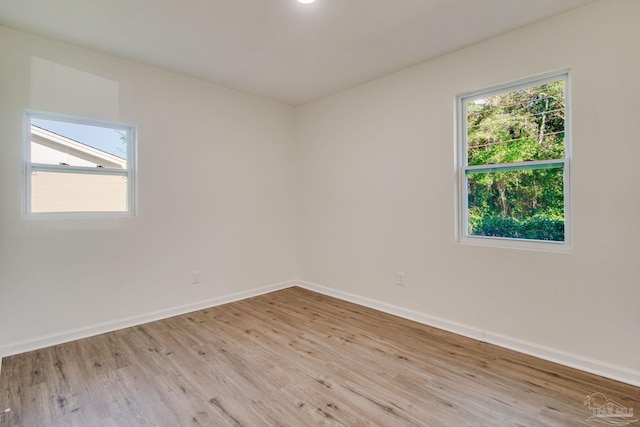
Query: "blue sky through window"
31 118 127 159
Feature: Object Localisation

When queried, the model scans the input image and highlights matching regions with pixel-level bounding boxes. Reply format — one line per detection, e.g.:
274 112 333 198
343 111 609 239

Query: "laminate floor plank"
1 287 638 426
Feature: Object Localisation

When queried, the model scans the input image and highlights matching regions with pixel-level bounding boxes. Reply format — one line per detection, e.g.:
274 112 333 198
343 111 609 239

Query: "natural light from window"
25 111 136 216
458 72 570 250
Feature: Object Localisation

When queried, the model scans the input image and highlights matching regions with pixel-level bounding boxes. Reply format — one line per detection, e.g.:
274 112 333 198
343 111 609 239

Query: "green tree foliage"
466 80 565 241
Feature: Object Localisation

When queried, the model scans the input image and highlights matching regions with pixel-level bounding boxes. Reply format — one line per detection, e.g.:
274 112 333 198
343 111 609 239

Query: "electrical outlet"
397 272 405 286
192 270 201 284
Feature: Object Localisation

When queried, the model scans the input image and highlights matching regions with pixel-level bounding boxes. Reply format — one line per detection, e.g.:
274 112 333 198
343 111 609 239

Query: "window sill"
458 235 573 253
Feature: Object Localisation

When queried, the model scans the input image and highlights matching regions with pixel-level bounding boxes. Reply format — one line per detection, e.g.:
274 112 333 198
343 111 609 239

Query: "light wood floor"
0 287 638 426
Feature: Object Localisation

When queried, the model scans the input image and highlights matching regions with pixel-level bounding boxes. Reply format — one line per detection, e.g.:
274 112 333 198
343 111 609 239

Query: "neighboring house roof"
31 125 126 169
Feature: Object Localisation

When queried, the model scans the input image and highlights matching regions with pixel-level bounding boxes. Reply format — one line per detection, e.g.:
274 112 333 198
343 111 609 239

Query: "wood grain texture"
1 287 638 426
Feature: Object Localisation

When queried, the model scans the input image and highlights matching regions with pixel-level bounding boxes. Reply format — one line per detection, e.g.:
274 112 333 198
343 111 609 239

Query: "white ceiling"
0 0 597 105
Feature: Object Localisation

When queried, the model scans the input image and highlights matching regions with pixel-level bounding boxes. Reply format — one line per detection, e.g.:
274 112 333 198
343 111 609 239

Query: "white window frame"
456 71 571 252
24 110 137 218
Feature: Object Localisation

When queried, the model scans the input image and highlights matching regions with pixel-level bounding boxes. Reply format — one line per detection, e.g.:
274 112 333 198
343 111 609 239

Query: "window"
25 111 137 217
457 72 570 250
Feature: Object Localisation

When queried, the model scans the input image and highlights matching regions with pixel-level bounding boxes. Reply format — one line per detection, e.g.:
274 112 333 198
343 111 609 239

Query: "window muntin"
25 111 136 216
458 73 570 248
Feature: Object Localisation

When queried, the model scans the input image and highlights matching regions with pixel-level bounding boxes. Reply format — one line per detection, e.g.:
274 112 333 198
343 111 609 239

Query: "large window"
25 111 137 217
457 72 570 250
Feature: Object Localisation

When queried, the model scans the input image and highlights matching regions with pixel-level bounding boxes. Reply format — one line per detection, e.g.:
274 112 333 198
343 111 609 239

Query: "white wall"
0 26 297 355
297 0 640 384
1 0 638 387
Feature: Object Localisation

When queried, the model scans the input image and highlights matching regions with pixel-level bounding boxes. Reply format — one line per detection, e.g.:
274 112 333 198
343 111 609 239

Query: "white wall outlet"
192 270 201 284
397 272 405 286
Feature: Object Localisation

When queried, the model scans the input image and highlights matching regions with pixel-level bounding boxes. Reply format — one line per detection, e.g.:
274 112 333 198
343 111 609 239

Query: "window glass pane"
30 118 127 169
467 79 565 166
467 167 564 241
31 171 128 213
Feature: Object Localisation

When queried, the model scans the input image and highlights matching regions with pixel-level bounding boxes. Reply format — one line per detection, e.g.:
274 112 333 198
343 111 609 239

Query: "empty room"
0 0 639 425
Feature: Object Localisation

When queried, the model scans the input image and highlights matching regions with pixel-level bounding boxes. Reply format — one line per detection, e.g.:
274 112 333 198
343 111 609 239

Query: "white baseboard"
0 280 295 360
2 279 638 388
296 280 640 387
